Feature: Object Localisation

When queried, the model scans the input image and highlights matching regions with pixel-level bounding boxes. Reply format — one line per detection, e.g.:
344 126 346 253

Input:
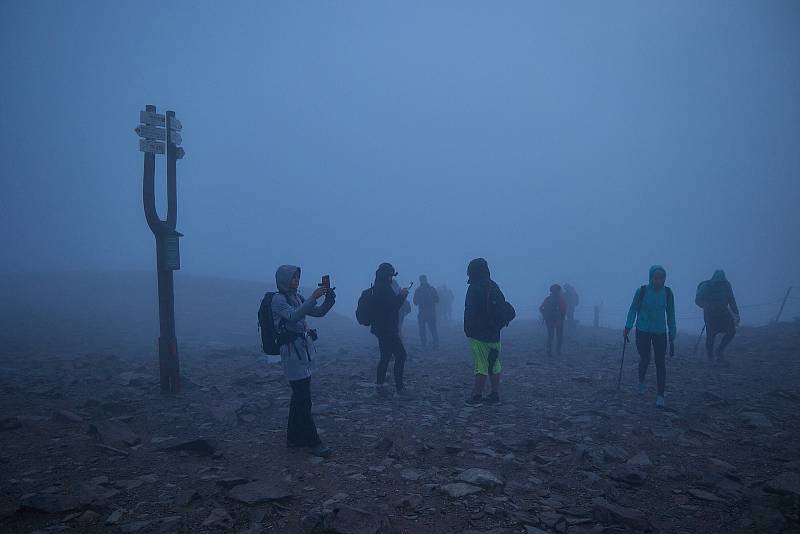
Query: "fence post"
775 286 793 323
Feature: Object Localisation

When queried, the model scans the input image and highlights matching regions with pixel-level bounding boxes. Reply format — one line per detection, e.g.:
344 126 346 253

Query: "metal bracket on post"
137 104 185 394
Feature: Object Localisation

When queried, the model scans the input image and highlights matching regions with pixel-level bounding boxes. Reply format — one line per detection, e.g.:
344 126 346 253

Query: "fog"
1 1 799 327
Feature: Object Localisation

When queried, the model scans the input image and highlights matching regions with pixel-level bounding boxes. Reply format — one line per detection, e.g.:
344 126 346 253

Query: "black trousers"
418 315 439 348
287 377 320 447
546 321 563 355
377 334 407 390
705 310 736 360
636 330 667 395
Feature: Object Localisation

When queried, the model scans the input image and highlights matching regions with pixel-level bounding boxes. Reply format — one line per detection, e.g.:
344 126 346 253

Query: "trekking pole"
691 324 706 357
616 334 628 389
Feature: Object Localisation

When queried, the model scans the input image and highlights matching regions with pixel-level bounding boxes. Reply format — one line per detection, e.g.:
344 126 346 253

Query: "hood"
711 270 727 282
467 258 490 284
275 265 300 293
648 265 666 286
419 275 428 285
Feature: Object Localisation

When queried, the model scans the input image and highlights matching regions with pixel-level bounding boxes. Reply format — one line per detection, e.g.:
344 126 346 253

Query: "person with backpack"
359 263 412 399
413 275 440 350
464 258 515 407
260 265 335 457
539 284 567 357
624 265 677 407
695 270 740 363
563 283 579 322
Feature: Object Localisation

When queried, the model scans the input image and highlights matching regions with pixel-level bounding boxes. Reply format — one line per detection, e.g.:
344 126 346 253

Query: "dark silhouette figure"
413 275 440 349
539 284 567 357
370 263 412 399
696 270 740 362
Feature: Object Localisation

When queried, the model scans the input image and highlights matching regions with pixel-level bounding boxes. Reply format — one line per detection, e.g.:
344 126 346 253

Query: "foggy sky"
1 1 799 328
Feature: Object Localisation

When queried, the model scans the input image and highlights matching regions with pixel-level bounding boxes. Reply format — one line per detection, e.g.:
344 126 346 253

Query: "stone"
52 410 83 423
105 509 123 525
439 482 483 498
592 497 648 530
603 445 627 462
77 510 100 526
319 505 385 534
375 437 393 453
216 477 250 490
160 438 216 455
609 465 648 486
227 481 294 505
400 468 423 481
764 472 800 496
203 507 233 528
740 411 772 429
88 420 141 447
687 488 726 503
457 468 504 488
626 451 652 467
20 493 88 514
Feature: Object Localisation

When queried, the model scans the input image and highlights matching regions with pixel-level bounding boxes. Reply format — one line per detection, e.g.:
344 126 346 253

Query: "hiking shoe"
656 395 666 408
311 443 332 458
638 382 646 394
484 392 501 405
394 388 414 400
465 395 483 407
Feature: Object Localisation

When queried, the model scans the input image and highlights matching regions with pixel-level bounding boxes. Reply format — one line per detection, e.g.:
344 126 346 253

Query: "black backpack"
543 296 562 322
355 287 374 326
487 285 516 328
257 292 304 355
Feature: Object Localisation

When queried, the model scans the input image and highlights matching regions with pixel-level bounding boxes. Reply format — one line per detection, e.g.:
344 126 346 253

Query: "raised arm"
272 293 318 325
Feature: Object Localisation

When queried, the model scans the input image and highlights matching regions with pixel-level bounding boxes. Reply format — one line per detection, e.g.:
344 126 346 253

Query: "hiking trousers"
287 377 321 447
704 310 736 360
418 315 439 349
636 329 667 395
545 321 563 356
376 334 407 390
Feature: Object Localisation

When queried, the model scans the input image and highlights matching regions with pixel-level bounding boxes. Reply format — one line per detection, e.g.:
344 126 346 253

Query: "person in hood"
413 275 440 350
371 263 412 399
539 284 567 357
464 258 515 406
563 284 579 322
271 265 335 457
624 265 677 407
695 270 740 362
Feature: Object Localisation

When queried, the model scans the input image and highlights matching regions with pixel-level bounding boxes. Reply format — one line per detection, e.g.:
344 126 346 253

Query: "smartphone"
319 275 331 289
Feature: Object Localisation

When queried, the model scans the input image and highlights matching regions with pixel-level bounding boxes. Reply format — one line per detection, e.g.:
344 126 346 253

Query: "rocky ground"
1 315 800 533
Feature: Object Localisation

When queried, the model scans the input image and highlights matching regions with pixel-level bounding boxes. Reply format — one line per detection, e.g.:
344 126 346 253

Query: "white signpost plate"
135 125 166 141
139 138 166 155
168 131 182 145
140 110 165 127
168 117 183 131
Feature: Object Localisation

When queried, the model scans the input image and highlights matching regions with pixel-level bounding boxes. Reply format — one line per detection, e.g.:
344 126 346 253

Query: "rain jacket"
695 270 739 318
625 265 677 340
271 265 334 381
413 281 439 319
464 258 510 343
540 294 567 325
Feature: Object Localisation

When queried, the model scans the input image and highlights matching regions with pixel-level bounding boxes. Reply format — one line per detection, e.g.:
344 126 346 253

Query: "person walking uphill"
267 265 335 457
464 258 515 407
414 275 440 350
369 263 412 399
624 265 676 408
540 284 567 357
696 270 740 363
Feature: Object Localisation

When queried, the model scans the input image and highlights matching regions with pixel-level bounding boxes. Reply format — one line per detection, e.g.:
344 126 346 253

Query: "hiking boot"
311 443 332 458
484 392 501 405
465 395 483 407
394 388 414 400
656 395 666 408
638 382 646 394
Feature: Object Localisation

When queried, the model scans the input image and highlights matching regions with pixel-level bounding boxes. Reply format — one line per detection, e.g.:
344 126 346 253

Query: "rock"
457 468 504 488
603 445 627 462
203 507 233 529
687 488 726 503
444 444 464 454
764 472 800 496
394 494 422 510
609 465 648 486
626 451 652 467
525 528 549 534
20 493 91 514
105 509 123 525
318 505 385 534
400 468 423 481
439 482 483 498
740 411 772 428
52 409 83 423
88 420 141 447
227 481 294 505
0 417 22 431
77 510 100 526
750 504 788 533
592 497 648 530
160 438 216 455
216 476 250 490
375 437 393 453
539 511 567 531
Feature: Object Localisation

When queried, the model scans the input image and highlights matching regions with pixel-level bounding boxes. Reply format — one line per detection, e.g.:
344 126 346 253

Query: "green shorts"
470 338 502 376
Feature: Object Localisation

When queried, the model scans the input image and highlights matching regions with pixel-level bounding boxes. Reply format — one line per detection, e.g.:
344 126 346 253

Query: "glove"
623 327 631 343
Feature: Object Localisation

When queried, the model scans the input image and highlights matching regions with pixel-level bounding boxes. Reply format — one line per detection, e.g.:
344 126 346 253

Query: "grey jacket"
270 265 334 381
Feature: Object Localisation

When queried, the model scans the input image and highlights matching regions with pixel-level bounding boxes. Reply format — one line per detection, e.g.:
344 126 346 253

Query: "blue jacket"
625 265 677 340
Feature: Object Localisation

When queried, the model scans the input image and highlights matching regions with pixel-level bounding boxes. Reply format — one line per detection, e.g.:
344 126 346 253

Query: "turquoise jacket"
625 265 677 339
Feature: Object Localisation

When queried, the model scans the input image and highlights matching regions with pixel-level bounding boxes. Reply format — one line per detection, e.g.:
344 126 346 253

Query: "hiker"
370 263 412 399
393 279 412 339
437 284 455 323
464 258 515 406
564 284 579 322
539 284 567 357
413 275 440 350
624 265 676 407
695 270 740 362
270 265 336 457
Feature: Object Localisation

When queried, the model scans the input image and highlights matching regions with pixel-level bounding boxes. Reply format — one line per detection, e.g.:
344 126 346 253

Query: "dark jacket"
370 277 407 337
413 283 439 318
464 278 508 343
539 295 567 325
696 270 740 318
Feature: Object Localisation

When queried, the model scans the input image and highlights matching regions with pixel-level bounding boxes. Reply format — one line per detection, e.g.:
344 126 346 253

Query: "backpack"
356 286 374 326
543 296 562 321
636 285 674 314
257 292 303 355
487 285 516 328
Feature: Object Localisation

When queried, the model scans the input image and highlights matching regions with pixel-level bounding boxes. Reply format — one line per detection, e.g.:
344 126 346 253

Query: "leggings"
377 334 407 390
636 329 666 395
287 377 321 447
546 321 563 355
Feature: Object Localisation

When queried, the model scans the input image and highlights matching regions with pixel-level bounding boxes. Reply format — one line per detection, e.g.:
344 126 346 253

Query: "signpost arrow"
135 124 166 141
140 110 166 127
169 117 182 131
140 138 166 154
168 131 182 145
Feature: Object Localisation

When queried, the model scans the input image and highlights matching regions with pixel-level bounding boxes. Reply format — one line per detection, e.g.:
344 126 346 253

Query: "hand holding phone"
319 275 331 290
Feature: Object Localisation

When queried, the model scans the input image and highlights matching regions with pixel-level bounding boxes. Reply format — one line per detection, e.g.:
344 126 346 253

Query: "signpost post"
136 104 185 394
